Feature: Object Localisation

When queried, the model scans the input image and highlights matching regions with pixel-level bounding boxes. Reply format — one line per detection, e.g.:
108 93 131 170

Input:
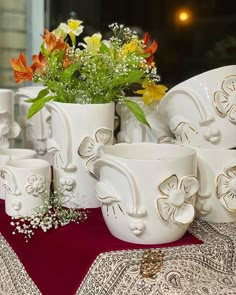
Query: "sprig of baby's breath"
10 190 88 242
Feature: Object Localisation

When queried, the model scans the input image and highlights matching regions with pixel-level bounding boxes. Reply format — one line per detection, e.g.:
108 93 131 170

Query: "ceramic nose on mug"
1 158 51 217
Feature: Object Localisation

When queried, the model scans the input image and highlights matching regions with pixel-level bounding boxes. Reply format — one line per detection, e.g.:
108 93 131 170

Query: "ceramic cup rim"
0 148 37 157
103 143 196 161
7 158 50 169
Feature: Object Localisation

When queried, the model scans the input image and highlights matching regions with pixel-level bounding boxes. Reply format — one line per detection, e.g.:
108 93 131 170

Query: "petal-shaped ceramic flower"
220 194 236 212
228 106 236 122
225 166 236 179
216 174 230 197
158 174 178 196
78 137 95 158
213 76 236 122
85 156 97 176
213 91 231 117
28 175 37 184
156 197 173 221
172 202 195 224
95 181 120 205
95 128 112 145
180 176 199 201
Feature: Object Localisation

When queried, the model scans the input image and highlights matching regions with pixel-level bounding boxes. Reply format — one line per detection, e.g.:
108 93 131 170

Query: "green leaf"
27 96 54 119
61 64 78 80
25 88 49 102
100 42 110 54
124 99 150 127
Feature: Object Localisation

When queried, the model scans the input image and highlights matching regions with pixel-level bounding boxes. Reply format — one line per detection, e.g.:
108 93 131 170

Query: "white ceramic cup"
195 147 236 222
95 143 199 244
0 148 37 200
14 86 51 157
1 159 51 217
0 89 20 148
157 65 236 149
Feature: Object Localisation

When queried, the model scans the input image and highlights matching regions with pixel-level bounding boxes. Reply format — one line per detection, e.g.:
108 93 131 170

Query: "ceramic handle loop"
95 157 146 217
166 87 214 126
0 167 21 195
46 102 76 172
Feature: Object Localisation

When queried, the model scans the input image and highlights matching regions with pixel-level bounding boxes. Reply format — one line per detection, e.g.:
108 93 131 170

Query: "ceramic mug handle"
95 156 146 217
0 166 21 195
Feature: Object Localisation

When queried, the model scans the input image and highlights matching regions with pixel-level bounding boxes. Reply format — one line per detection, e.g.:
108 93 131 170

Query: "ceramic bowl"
95 143 199 244
157 65 236 149
195 147 236 222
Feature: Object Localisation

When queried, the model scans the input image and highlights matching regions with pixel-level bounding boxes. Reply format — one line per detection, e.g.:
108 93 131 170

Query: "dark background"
48 0 236 88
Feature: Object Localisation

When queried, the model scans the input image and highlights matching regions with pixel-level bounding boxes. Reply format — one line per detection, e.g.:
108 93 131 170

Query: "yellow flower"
52 27 67 40
84 33 102 54
59 19 84 45
136 81 168 105
121 39 140 55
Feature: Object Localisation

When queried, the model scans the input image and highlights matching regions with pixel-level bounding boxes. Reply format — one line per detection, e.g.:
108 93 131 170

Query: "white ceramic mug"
95 143 199 244
0 89 20 148
157 65 236 149
14 86 51 157
0 148 37 200
1 159 51 217
116 97 171 143
195 147 236 222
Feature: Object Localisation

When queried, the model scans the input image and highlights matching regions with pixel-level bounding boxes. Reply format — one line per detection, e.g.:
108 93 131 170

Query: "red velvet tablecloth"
0 200 202 295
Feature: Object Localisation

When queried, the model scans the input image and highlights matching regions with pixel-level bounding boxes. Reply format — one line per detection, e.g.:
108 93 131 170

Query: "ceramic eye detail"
213 75 236 123
216 165 236 211
169 116 198 143
95 181 124 217
78 128 112 176
129 220 145 235
156 174 199 224
25 174 46 197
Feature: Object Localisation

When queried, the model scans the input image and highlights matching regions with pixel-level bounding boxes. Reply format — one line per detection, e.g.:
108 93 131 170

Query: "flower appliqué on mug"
156 175 199 224
78 128 112 176
216 166 236 211
25 174 46 197
213 75 236 123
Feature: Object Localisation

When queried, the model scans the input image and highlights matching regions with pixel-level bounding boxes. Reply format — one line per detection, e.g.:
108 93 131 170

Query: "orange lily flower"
11 53 33 83
136 81 167 105
143 32 158 65
42 29 67 54
31 53 47 72
63 53 72 69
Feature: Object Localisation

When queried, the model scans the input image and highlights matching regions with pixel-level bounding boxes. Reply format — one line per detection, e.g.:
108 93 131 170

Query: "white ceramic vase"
157 65 236 149
15 86 51 158
46 101 115 208
195 147 236 222
116 97 171 143
95 143 199 244
0 89 20 148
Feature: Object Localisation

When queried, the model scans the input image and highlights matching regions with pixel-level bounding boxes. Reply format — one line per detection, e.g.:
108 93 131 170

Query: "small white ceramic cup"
0 148 37 200
95 143 199 244
195 147 236 222
1 159 51 217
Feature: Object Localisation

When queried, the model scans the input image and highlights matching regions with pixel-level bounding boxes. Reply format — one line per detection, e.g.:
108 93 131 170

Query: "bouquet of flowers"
11 19 167 125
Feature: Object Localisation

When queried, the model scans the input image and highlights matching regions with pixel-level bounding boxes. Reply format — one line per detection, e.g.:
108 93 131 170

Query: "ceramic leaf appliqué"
216 165 236 211
156 174 199 224
78 128 113 176
213 75 236 123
